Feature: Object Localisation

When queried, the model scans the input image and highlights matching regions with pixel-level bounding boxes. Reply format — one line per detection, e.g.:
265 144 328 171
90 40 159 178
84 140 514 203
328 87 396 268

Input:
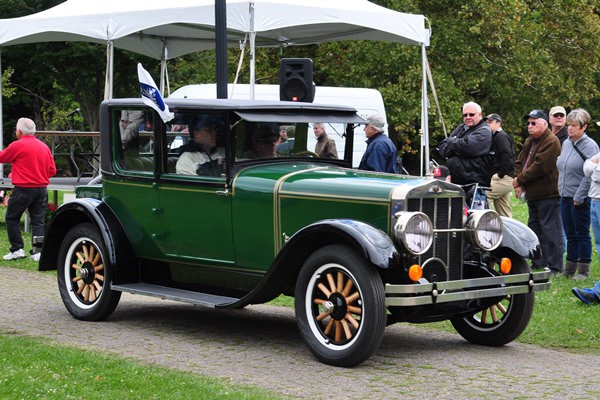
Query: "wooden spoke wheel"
451 248 535 346
295 245 386 367
57 223 121 321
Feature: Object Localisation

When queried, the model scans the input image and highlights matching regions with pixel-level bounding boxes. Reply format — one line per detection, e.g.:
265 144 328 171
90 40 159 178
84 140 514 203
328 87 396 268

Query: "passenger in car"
175 117 225 176
241 125 280 159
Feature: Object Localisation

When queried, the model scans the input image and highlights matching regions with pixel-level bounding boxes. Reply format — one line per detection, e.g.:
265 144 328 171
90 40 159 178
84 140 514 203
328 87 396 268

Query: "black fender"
499 216 541 260
234 219 401 307
288 219 402 270
39 198 137 282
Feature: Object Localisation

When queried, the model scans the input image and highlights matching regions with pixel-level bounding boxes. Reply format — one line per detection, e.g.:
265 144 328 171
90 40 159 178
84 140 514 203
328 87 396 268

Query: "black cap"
485 113 502 123
524 110 548 123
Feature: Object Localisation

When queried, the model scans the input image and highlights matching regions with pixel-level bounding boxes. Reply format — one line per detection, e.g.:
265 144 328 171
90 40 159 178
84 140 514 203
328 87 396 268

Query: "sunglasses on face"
552 113 565 118
527 121 537 126
462 113 476 118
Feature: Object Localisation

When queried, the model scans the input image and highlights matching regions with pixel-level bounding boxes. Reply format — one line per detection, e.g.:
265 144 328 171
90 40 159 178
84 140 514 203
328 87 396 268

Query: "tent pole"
160 39 167 96
104 41 114 100
420 43 429 177
249 1 256 100
0 48 4 178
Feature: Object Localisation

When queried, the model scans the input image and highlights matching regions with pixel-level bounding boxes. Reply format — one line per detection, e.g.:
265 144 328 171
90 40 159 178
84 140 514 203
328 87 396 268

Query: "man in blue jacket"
358 114 398 173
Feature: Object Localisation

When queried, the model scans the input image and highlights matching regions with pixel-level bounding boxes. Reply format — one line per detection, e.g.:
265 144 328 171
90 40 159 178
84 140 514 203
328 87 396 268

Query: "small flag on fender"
137 63 174 123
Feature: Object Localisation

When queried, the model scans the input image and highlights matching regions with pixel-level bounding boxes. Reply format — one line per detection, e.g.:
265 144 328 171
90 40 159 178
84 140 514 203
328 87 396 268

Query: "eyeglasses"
462 113 476 118
527 121 537 126
552 113 565 118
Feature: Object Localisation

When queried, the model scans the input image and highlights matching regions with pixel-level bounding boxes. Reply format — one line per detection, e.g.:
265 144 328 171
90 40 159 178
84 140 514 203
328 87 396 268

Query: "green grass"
0 333 281 400
0 192 599 399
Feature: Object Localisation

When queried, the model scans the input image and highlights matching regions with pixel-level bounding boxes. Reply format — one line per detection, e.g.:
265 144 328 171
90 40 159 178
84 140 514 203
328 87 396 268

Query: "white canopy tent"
0 0 432 174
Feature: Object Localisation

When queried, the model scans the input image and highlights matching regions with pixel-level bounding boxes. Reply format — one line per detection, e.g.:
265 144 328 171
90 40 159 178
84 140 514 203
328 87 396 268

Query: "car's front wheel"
57 223 121 321
295 245 386 367
450 247 534 346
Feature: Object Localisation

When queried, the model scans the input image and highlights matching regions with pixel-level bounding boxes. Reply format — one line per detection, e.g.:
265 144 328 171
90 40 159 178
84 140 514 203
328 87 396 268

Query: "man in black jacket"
436 102 493 186
485 113 516 217
549 105 568 144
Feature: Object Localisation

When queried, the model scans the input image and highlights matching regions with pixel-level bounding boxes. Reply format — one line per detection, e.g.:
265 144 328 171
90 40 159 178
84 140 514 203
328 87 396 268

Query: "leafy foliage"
1 0 599 172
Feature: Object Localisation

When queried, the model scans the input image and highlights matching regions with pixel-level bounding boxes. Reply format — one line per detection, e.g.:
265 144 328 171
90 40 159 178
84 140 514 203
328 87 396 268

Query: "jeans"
560 197 592 263
5 187 48 253
590 199 600 257
528 197 564 272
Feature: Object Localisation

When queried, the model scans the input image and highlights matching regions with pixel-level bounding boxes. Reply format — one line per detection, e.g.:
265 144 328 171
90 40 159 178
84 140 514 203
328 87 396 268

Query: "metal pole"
215 0 228 99
420 43 429 177
249 1 256 99
160 38 167 96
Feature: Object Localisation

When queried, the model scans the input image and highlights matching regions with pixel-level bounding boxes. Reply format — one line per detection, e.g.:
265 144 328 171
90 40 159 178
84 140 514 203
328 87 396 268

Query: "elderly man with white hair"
358 114 398 173
0 117 56 262
436 101 494 186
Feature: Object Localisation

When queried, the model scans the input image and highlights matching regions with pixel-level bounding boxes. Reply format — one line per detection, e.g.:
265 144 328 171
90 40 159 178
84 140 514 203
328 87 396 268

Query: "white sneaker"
3 249 26 260
30 252 41 262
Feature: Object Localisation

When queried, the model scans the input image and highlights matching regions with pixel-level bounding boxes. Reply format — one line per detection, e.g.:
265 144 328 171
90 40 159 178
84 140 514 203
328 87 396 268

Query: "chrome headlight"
394 212 433 255
466 210 503 251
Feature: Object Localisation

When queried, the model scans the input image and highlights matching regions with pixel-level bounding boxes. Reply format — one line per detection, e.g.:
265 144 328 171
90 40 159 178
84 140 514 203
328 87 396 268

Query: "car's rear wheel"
451 247 534 346
295 245 386 367
57 223 121 321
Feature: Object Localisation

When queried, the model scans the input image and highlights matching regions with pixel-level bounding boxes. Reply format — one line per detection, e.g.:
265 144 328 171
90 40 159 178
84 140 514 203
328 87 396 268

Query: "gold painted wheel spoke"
481 308 488 324
326 273 336 293
341 319 352 340
490 305 499 323
71 263 81 270
346 313 360 329
96 274 104 282
82 244 89 260
336 272 344 292
317 282 331 298
313 298 327 305
346 291 360 305
334 321 342 342
316 311 330 322
342 279 354 296
75 251 85 264
347 305 362 315
496 302 508 314
324 319 335 335
94 264 104 272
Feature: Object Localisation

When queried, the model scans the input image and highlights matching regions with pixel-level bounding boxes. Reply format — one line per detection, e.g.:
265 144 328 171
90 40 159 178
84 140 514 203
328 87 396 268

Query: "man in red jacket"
1 117 56 261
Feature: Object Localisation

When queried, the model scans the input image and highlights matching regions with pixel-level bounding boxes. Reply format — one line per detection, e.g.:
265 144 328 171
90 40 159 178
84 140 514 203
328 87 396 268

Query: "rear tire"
295 245 386 367
57 223 121 321
451 247 534 346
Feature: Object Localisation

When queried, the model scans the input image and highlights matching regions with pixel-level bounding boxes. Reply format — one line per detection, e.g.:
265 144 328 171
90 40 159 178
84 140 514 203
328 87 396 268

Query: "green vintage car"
40 98 550 367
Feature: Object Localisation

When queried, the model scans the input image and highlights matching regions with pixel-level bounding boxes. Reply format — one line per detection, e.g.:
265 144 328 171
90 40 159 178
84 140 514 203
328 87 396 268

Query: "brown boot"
573 262 590 281
559 260 577 278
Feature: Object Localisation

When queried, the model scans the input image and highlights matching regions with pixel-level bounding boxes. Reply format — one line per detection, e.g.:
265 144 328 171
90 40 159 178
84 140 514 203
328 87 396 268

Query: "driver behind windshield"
176 117 225 176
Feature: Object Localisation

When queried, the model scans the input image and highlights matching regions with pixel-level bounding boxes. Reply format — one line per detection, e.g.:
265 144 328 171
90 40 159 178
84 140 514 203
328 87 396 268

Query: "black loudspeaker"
279 58 315 102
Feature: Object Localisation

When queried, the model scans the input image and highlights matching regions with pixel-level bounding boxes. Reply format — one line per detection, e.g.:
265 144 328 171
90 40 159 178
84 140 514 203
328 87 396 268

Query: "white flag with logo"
137 63 174 123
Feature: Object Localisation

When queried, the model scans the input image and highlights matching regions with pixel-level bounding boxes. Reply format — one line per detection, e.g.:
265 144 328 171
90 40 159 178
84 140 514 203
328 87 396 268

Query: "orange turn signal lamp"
500 257 512 274
408 264 423 282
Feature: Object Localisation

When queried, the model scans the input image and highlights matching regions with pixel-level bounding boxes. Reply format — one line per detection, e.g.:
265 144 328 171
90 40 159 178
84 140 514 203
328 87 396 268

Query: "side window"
114 108 154 173
168 112 226 177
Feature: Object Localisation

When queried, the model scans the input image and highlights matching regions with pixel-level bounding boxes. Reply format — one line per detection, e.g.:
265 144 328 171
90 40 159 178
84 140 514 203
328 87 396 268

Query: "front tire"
57 223 121 321
451 247 534 346
295 245 386 367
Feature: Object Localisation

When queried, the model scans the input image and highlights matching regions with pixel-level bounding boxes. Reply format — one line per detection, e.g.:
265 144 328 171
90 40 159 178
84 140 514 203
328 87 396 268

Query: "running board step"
111 283 240 308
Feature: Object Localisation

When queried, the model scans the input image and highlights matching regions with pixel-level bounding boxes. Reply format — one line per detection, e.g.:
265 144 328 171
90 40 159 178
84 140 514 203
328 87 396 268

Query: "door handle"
216 189 229 196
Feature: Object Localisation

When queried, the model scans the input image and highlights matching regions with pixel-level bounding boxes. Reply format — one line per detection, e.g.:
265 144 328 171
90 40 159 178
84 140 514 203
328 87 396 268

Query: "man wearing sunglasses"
514 110 563 273
436 101 493 186
549 105 568 145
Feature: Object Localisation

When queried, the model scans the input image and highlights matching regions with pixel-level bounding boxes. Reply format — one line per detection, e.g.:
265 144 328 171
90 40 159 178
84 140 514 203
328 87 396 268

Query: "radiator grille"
406 196 464 280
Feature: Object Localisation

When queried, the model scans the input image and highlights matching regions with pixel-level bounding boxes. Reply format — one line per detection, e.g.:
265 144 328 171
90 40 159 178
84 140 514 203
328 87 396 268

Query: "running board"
111 283 240 308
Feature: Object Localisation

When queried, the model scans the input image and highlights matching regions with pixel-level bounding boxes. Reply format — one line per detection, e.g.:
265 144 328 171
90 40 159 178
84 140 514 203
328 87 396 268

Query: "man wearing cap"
514 110 563 273
436 101 493 186
359 114 398 173
549 106 568 145
485 113 515 217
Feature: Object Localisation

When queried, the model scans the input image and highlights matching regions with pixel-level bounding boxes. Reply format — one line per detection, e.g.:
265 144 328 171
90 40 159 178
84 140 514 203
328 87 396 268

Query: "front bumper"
385 269 551 306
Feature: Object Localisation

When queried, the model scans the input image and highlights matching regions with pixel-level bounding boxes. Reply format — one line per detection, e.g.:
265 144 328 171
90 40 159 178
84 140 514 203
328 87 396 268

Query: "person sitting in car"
176 117 225 176
241 125 280 159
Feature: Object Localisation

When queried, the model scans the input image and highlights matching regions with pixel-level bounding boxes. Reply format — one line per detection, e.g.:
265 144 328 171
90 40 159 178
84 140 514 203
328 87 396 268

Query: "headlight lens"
466 210 503 251
394 212 433 255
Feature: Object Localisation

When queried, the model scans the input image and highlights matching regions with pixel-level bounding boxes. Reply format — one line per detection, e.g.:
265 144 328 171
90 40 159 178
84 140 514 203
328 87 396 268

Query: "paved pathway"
1 267 599 399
